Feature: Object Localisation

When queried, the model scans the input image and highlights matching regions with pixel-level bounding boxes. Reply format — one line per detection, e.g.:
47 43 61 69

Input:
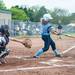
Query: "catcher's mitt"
22 38 32 48
10 38 32 48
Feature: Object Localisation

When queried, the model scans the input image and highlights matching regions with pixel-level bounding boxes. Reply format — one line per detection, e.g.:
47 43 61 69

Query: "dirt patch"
0 36 75 75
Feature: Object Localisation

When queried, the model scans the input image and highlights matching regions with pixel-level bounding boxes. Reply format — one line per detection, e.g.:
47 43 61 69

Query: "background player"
57 20 63 39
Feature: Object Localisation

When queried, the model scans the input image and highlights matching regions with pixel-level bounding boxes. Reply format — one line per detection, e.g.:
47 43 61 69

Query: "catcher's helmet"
0 28 5 35
0 25 10 37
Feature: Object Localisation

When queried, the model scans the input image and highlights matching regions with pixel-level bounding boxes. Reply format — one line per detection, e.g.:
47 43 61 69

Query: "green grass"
64 33 75 37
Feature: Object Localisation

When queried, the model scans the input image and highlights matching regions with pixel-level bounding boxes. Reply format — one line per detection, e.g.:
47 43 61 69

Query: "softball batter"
33 14 61 58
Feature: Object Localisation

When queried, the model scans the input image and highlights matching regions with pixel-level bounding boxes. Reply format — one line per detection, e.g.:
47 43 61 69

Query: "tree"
27 8 35 21
10 6 29 21
24 6 40 22
0 0 6 9
70 13 75 20
23 6 28 14
50 8 70 25
34 6 47 22
19 6 48 22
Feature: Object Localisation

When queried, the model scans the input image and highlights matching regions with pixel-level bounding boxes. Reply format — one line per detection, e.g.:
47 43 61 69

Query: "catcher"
0 25 10 64
0 25 32 64
33 14 61 58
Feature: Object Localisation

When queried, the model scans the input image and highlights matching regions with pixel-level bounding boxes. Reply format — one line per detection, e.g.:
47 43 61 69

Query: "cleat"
33 56 38 58
0 58 7 64
55 54 62 57
53 49 62 57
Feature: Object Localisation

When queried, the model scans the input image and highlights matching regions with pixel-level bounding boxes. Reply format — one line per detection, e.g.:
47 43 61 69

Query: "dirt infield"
0 35 75 75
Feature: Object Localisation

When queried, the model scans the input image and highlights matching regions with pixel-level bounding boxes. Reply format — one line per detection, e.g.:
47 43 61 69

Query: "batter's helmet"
43 13 53 21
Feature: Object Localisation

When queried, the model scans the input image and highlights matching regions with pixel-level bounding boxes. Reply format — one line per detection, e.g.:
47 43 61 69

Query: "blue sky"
3 0 75 13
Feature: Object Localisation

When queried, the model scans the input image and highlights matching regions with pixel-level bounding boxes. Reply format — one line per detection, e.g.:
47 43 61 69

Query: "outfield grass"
64 33 75 37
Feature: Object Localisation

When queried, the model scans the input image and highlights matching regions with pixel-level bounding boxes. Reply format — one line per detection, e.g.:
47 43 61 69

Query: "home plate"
39 59 63 65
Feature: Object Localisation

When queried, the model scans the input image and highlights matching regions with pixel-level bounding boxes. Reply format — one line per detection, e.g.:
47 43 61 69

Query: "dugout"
0 9 11 29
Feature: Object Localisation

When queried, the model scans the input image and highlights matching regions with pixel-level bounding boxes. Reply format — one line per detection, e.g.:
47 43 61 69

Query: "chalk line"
0 46 75 72
39 46 75 65
62 45 75 54
0 64 75 72
6 55 37 60
7 55 31 59
7 45 75 59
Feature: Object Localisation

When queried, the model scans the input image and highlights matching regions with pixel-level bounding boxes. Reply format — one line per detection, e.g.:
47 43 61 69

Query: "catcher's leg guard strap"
0 49 10 58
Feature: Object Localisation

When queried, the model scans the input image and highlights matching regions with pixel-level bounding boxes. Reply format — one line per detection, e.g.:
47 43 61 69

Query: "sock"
53 49 61 56
34 49 43 57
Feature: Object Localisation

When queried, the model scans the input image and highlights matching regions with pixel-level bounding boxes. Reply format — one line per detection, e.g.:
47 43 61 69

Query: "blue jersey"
40 23 52 35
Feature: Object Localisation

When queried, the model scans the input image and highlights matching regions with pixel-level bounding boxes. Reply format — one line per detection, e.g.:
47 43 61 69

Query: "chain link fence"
10 20 75 37
0 19 75 37
10 20 41 37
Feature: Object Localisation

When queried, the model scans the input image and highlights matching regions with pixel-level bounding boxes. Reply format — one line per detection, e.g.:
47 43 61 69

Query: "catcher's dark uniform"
0 25 10 63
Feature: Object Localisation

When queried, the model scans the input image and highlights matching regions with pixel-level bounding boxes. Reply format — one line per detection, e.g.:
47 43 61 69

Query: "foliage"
10 5 74 25
0 0 6 9
70 13 75 21
10 6 29 21
34 6 47 22
50 8 71 25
